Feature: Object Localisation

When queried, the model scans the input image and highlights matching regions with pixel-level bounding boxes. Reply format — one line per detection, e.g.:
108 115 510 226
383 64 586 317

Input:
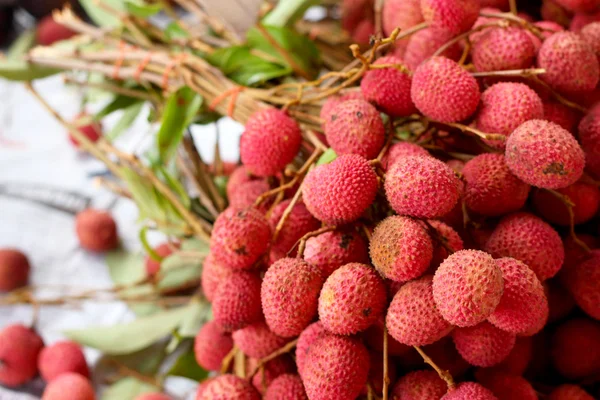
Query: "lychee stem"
274 184 304 242
509 0 517 15
471 68 546 78
425 119 507 142
382 324 390 400
545 189 592 254
528 76 588 113
374 0 384 37
413 346 456 390
433 22 505 58
246 339 299 379
234 350 246 378
220 345 238 374
295 226 337 258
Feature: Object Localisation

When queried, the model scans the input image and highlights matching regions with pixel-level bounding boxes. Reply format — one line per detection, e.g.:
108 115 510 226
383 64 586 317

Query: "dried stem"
94 177 132 199
509 0 518 15
425 119 506 142
414 346 455 390
471 68 546 78
383 324 389 400
529 76 588 113
247 339 299 379
374 0 384 37
273 184 303 241
546 189 591 254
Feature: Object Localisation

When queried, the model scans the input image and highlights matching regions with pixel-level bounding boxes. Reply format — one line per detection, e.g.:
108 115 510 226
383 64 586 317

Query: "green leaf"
157 252 204 292
101 378 157 400
7 30 36 61
317 148 337 165
96 95 143 120
157 87 203 163
181 238 210 253
262 0 318 27
0 59 60 81
165 22 190 40
79 0 126 28
124 0 162 17
106 249 146 286
107 101 145 141
156 166 191 209
168 343 209 381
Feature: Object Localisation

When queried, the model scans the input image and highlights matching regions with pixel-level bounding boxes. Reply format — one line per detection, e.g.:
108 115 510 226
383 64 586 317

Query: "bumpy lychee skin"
385 155 461 219
320 91 363 123
318 263 387 335
487 258 548 336
420 0 480 35
433 250 504 327
0 249 30 292
264 374 307 400
75 209 119 252
428 220 464 268
551 318 600 380
411 56 481 122
475 370 537 400
554 0 600 13
212 272 263 332
41 373 94 400
134 394 172 400
360 56 416 117
295 322 326 377
145 242 178 277
201 253 234 302
505 120 585 189
382 142 430 171
301 334 370 400
232 322 286 359
324 99 385 159
475 83 544 146
38 341 89 382
386 276 453 346
304 229 369 278
370 216 433 282
226 166 256 200
485 336 533 375
391 370 446 400
37 15 77 46
472 27 535 72
210 207 271 270
532 181 600 226
404 27 461 70
69 113 102 147
527 21 564 52
228 180 271 212
240 108 302 177
548 384 595 400
268 200 320 261
538 32 599 94
262 258 324 337
453 322 516 367
0 324 44 387
302 154 378 225
485 212 564 281
578 105 600 178
581 22 600 60
442 382 498 400
571 11 600 32
463 154 531 217
383 0 423 37
194 321 233 371
196 374 260 400
543 101 581 133
562 250 600 320
248 355 295 394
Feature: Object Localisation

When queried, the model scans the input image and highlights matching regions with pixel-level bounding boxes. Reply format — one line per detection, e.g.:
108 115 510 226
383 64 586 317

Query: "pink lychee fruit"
543 101 581 133
341 0 374 33
37 15 77 46
554 0 600 13
475 369 537 400
226 166 257 200
532 181 600 226
420 0 480 35
580 22 600 61
194 320 233 371
561 250 600 320
264 374 307 400
549 384 595 400
452 322 516 367
41 373 94 400
382 0 424 37
382 142 430 171
442 382 498 400
268 200 320 261
483 336 533 375
551 318 600 380
320 91 363 123
578 105 600 178
212 271 263 332
404 27 461 71
38 341 89 382
248 355 295 394
0 324 44 387
195 374 260 400
527 20 564 52
351 19 375 46
232 322 287 359
75 209 119 252
228 180 272 213
295 322 326 377
68 113 102 147
0 248 30 292
201 252 235 302
472 27 535 72
303 229 369 278
145 242 179 277
427 220 464 268
391 369 447 400
134 394 172 400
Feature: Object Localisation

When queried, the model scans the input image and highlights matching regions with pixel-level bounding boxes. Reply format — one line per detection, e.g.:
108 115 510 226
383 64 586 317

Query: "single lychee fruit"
581 22 600 61
268 200 320 261
38 341 89 382
548 384 595 400
248 355 295 394
363 318 411 356
196 374 260 400
475 83 544 147
383 0 423 37
75 209 119 252
453 322 516 367
505 120 585 189
538 32 599 94
320 91 363 123
561 250 600 320
404 27 461 71
463 153 530 217
226 166 257 200
360 56 416 117
411 56 481 122
427 220 464 268
301 334 370 400
68 113 102 147
385 155 461 219
302 154 378 225
134 394 172 400
341 0 374 33
527 21 565 52
240 109 302 177
318 263 387 335
578 105 600 178
212 271 263 332
0 248 30 292
264 374 307 400
543 101 581 133
370 216 434 282
261 258 324 337
433 250 504 327
228 180 272 213
41 373 94 400
194 320 233 371
484 336 533 375
232 322 287 359
351 19 375 46
532 181 600 226
387 275 453 345
145 242 179 277
210 207 271 270
485 212 564 281
37 15 76 46
0 324 44 387
391 369 447 400
303 229 369 278
382 142 430 171
473 27 535 73
420 0 480 35
551 318 600 380
475 369 537 400
554 0 600 13
295 322 326 377
201 253 234 302
442 382 498 400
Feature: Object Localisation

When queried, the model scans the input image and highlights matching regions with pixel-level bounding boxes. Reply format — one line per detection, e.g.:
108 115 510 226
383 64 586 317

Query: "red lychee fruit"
433 250 504 327
233 322 286 359
532 181 600 226
0 324 44 387
196 374 260 400
68 113 102 147
548 384 595 400
382 0 424 37
240 109 302 177
145 242 178 277
554 0 600 13
323 99 385 159
0 248 30 292
505 120 585 189
194 320 233 371
210 207 271 270
442 382 498 400
370 216 433 282
261 258 324 337
480 0 509 9
134 394 172 400
212 271 263 332
228 180 272 213
360 56 416 117
551 318 600 380
581 22 600 61
341 0 374 33
452 322 516 367
75 209 119 252
561 250 600 320
302 154 378 225
427 220 464 268
38 341 89 382
264 374 307 400
303 229 369 278
301 334 370 400
543 101 581 133
320 91 363 122
226 166 257 200
37 15 76 46
538 32 599 94
463 153 530 216
411 56 481 122
485 212 564 281
268 200 320 261
363 318 411 356
295 322 326 377
484 336 533 375
201 252 234 302
527 21 564 52
472 27 535 72
382 142 430 171
386 275 453 346
391 369 447 400
578 105 600 178
351 19 375 46
318 263 387 335
475 369 537 400
248 355 295 394
41 372 94 400
420 0 480 35
404 27 461 71
385 155 461 219
475 82 544 147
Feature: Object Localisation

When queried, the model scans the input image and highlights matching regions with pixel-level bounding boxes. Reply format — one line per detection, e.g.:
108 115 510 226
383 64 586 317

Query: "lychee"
571 11 600 32
75 209 119 252
196 374 260 400
194 320 233 371
228 180 272 212
341 0 374 34
554 0 600 13
485 212 564 281
201 252 234 302
226 166 257 200
145 242 178 277
541 0 572 27
0 324 44 387
578 105 600 178
411 56 481 122
441 382 498 400
303 229 369 278
386 275 453 346
404 27 461 71
420 0 480 35
37 15 76 46
472 27 535 72
41 373 94 400
427 220 464 268
475 370 537 400
532 181 600 226
318 263 387 335
562 233 599 268
351 19 375 46
363 318 411 356
548 384 595 400
38 341 89 382
484 336 533 375
391 369 447 400
382 142 430 171
268 200 320 261
320 91 363 123
370 216 433 282
545 279 576 322
295 322 326 377
452 322 515 367
212 271 263 332
232 322 286 359
383 0 423 37
248 355 295 394
0 248 30 292
543 101 581 133
527 21 564 52
551 318 600 380
561 250 600 320
134 394 172 400
580 22 600 61
264 374 307 400
69 113 102 147
240 108 302 177
302 154 378 225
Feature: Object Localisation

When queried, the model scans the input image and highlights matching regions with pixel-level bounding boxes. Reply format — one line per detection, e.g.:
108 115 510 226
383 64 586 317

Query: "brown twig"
295 225 337 258
414 346 455 390
247 339 299 379
471 68 546 78
425 119 506 142
383 324 390 400
220 346 238 374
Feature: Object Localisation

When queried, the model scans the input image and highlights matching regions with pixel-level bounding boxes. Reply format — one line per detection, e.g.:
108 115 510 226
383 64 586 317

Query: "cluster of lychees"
193 0 600 399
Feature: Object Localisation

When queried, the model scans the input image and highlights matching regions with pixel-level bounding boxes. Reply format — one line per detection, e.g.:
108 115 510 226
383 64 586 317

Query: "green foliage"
101 378 158 400
79 0 127 27
165 22 190 41
0 59 60 81
262 0 319 27
107 101 145 141
96 95 144 120
124 0 163 18
167 342 209 381
7 30 36 60
317 148 338 165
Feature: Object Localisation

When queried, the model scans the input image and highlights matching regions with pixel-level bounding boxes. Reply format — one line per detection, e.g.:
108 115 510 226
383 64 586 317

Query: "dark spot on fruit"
331 114 338 121
234 246 248 255
356 111 363 119
543 162 567 176
339 233 354 249
362 308 371 317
